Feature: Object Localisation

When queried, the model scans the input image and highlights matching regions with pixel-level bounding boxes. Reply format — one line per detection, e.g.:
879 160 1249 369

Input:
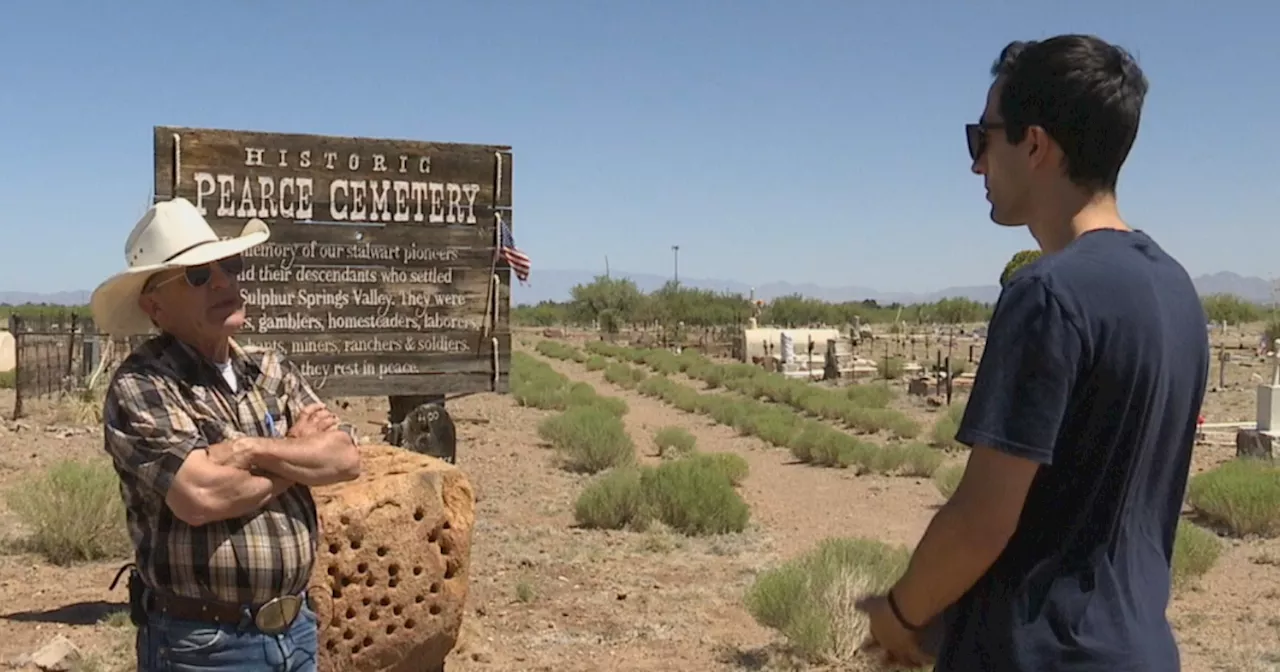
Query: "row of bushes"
512 352 637 474
580 340 930 441
516 349 758 535
535 342 945 477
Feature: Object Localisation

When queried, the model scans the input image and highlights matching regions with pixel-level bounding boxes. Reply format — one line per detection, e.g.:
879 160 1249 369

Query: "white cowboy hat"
90 197 270 337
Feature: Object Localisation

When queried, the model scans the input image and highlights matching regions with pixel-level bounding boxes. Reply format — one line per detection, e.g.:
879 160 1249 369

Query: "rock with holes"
308 444 475 672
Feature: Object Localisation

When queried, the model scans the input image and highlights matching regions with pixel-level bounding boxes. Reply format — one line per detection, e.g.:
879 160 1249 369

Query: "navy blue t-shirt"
936 229 1210 671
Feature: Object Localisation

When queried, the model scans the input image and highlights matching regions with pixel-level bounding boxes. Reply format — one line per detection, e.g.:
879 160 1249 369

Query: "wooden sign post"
152 127 514 444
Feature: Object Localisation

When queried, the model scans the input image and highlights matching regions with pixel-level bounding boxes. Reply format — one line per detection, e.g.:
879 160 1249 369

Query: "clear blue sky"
1 0 1275 296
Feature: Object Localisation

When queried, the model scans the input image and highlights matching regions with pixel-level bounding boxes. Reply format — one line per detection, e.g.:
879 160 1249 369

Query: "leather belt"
146 591 306 635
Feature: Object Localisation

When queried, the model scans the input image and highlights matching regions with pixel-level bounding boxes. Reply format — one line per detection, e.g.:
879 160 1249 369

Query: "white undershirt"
215 360 238 393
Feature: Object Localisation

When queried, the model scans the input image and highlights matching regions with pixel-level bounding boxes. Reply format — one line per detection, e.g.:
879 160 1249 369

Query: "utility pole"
672 245 680 284
605 255 610 279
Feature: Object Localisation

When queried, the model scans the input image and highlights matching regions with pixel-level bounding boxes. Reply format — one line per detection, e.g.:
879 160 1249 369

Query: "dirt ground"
0 325 1277 671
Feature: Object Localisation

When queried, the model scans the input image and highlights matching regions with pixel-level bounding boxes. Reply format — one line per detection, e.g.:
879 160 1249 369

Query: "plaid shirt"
103 332 321 606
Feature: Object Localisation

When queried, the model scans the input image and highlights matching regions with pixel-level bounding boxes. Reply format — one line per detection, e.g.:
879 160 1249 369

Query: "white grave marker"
1259 339 1280 435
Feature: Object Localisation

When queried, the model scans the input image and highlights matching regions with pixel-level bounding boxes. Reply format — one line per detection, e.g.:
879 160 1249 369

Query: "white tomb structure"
1259 339 1280 436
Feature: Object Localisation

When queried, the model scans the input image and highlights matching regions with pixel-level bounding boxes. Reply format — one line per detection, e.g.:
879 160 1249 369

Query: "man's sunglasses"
148 255 245 292
965 122 1007 161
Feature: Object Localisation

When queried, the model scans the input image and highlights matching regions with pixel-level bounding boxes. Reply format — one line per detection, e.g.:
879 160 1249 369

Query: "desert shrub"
838 405 920 440
0 370 13 389
574 468 651 531
584 355 609 371
575 454 751 536
5 458 131 565
1187 458 1280 537
641 457 750 535
844 382 893 409
1264 319 1280 348
933 463 965 499
930 402 968 451
511 353 571 410
789 423 875 470
603 362 646 389
1171 520 1222 589
877 356 905 380
744 537 912 664
653 426 696 458
870 443 944 477
537 406 635 473
534 340 581 361
564 382 628 416
687 451 750 486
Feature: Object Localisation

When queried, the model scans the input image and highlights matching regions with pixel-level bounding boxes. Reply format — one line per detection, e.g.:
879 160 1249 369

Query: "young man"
857 35 1210 670
93 198 362 671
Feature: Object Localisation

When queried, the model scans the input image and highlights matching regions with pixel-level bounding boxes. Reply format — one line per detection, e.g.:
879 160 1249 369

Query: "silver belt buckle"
254 594 303 635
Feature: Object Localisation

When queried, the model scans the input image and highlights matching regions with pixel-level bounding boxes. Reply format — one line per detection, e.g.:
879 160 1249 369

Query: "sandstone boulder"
309 444 475 672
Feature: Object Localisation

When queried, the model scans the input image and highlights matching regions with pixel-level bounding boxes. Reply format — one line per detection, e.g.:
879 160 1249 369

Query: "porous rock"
309 444 475 672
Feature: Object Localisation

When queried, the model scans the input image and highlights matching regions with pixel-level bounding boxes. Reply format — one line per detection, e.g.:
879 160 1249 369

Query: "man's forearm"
215 472 295 520
889 499 1011 627
238 430 360 487
168 451 296 527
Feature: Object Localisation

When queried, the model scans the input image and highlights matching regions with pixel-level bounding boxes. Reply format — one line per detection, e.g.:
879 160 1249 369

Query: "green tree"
1201 294 1262 326
1000 249 1042 287
568 276 645 333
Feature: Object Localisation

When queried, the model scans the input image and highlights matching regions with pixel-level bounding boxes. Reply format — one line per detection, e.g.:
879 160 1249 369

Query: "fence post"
10 314 23 419
66 314 78 382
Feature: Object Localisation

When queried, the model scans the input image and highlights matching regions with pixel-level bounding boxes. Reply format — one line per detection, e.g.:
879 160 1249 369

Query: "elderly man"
92 198 361 671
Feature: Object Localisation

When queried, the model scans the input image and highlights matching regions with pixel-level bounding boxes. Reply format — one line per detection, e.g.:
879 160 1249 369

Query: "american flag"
498 217 531 284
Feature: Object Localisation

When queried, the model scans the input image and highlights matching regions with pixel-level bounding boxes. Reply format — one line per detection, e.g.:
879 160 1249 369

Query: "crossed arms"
104 372 361 528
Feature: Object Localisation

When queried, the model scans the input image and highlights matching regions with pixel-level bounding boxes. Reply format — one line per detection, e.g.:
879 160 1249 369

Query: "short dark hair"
991 35 1148 192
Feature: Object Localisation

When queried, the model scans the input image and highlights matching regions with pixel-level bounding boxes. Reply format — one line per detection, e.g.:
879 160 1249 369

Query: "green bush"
877 356 905 380
653 426 696 458
687 451 750 486
574 468 651 531
930 402 968 451
932 463 965 500
565 382 628 416
5 459 132 565
641 457 750 535
1171 520 1222 589
744 537 913 664
604 362 647 389
574 453 751 536
534 339 582 361
537 406 636 474
0 369 14 389
1187 458 1280 537
585 355 609 371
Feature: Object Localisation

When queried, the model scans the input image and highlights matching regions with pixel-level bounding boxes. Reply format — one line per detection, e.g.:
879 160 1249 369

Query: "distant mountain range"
1 271 1273 308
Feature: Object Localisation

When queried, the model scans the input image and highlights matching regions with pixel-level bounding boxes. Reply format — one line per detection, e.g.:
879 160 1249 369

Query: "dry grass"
1187 458 1280 537
3 457 131 565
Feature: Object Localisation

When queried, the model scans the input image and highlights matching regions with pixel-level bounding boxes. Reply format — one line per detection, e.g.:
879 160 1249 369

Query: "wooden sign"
153 126 514 398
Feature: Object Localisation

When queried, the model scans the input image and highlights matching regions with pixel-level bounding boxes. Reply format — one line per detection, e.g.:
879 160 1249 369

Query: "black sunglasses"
150 254 245 292
965 121 1007 161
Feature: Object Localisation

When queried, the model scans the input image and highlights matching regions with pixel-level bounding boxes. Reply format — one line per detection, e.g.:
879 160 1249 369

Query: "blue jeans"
135 601 319 671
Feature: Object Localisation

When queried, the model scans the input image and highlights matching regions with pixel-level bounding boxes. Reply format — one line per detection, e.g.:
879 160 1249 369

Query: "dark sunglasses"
965 121 1007 161
150 254 245 292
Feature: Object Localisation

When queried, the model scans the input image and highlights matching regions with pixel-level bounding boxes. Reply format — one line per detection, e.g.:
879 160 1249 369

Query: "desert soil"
0 326 1277 671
